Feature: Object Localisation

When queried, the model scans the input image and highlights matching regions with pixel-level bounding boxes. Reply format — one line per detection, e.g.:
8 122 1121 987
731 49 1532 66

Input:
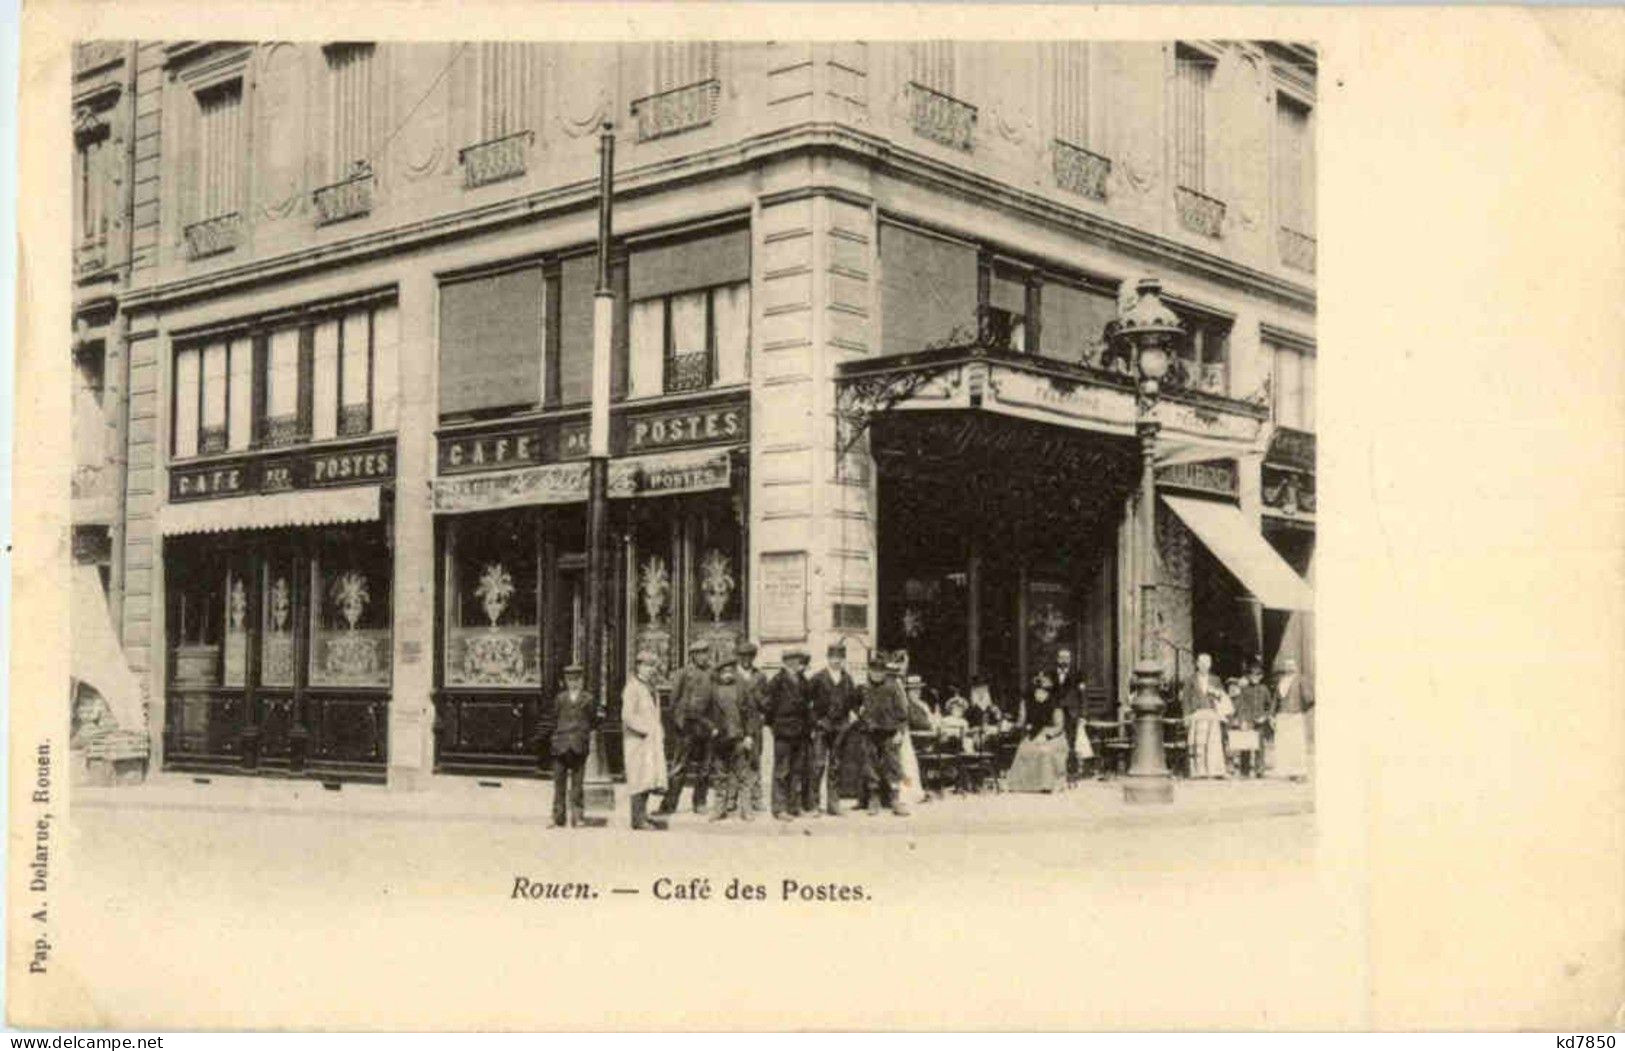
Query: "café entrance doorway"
871 409 1140 717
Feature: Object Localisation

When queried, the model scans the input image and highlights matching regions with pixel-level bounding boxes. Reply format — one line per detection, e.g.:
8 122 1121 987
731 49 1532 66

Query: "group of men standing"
610 639 914 830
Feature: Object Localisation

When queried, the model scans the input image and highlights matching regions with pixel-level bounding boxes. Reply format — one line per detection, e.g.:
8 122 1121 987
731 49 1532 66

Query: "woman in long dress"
1005 674 1069 793
1183 654 1230 779
1269 657 1311 780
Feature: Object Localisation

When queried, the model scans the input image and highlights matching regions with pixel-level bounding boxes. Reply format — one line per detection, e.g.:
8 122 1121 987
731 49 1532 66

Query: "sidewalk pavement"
74 770 1313 836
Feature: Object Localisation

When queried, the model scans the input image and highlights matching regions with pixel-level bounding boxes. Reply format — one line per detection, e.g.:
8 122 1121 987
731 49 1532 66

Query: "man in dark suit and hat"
545 663 596 828
767 648 812 820
806 641 858 816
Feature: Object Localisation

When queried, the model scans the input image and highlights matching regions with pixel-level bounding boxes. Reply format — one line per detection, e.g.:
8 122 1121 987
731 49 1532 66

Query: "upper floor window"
1051 42 1091 148
172 298 399 460
324 43 374 182
75 125 110 249
1272 341 1316 431
879 220 978 356
439 264 546 418
627 225 751 397
194 79 244 224
477 42 535 141
1170 303 1233 396
651 41 718 94
1173 45 1215 194
909 40 958 96
1275 92 1316 271
986 267 1029 353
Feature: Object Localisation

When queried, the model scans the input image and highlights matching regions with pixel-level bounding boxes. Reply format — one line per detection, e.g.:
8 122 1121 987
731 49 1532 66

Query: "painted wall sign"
433 395 749 476
608 449 731 499
1156 459 1240 499
431 462 591 514
170 438 395 502
758 551 808 642
622 404 748 453
437 426 544 475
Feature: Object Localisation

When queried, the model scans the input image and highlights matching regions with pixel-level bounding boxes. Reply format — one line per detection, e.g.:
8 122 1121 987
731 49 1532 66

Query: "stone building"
82 40 1316 786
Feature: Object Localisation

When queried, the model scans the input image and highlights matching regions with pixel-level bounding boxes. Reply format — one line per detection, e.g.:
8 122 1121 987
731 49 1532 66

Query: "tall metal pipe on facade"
584 121 615 802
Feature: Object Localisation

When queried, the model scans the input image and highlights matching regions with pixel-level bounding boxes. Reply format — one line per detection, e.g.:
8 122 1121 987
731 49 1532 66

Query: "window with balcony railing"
1275 92 1316 271
184 78 245 259
627 224 751 398
1174 45 1224 237
171 298 399 460
459 43 537 188
629 283 750 397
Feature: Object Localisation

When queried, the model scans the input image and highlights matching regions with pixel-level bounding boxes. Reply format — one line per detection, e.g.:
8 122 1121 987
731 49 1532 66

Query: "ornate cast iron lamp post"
1114 277 1184 804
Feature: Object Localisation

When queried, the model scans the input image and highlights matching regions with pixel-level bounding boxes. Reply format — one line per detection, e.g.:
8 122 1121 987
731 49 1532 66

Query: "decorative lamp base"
1123 658 1175 805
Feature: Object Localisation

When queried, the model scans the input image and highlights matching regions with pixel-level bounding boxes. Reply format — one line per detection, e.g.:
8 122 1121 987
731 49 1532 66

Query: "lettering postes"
625 406 745 452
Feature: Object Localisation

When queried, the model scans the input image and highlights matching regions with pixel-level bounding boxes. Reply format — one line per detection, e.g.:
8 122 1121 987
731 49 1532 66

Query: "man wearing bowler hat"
656 639 717 817
546 663 596 828
806 641 858 816
857 652 911 816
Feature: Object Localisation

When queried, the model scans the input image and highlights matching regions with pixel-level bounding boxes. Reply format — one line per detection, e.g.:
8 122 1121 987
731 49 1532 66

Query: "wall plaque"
758 551 808 642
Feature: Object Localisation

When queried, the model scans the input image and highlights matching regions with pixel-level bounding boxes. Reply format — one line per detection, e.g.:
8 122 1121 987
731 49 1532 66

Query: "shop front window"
445 512 542 687
631 515 677 682
310 533 392 688
687 501 743 659
260 557 297 687
170 556 225 689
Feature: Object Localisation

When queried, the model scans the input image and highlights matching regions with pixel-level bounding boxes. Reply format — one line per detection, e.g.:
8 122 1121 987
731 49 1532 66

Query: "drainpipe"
109 40 140 631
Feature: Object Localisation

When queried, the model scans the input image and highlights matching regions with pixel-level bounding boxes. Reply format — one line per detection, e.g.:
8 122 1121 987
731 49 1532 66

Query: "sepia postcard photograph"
8 1 1623 1035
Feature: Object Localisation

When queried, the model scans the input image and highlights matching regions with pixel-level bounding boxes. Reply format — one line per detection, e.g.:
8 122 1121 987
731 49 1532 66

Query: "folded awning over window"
71 564 145 732
608 447 731 499
1162 495 1314 611
159 486 382 536
432 447 736 514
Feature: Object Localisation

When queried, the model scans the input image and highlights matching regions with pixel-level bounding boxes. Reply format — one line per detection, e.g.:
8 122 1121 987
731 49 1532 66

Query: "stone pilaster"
387 271 436 789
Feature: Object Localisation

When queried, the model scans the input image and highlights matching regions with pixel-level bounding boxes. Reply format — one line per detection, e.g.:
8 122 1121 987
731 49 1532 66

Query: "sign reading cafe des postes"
437 397 749 476
170 437 396 501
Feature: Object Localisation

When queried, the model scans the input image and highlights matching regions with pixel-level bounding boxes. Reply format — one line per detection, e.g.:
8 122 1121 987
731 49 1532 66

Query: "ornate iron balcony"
631 79 721 143
459 130 533 189
665 351 712 394
908 82 976 152
1280 227 1317 273
313 168 374 225
183 212 242 260
1053 140 1111 202
1175 186 1225 238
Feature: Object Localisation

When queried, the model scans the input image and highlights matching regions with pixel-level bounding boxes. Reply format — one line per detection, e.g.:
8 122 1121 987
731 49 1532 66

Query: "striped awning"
160 486 382 536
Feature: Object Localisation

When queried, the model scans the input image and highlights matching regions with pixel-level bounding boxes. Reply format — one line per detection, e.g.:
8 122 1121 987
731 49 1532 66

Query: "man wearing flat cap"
655 639 716 817
806 641 858 816
857 651 911 816
767 649 813 820
704 656 757 821
545 663 596 828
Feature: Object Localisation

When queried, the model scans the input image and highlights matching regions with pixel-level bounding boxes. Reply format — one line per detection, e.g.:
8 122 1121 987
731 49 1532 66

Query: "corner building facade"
101 41 1316 786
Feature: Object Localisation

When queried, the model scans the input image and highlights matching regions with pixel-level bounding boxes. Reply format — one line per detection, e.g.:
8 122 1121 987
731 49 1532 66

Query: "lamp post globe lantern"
1112 276 1185 804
